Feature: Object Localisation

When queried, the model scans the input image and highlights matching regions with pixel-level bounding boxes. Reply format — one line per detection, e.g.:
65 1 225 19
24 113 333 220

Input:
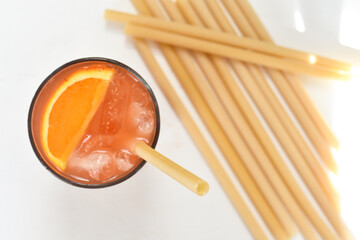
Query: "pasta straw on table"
136 0 287 238
222 0 351 238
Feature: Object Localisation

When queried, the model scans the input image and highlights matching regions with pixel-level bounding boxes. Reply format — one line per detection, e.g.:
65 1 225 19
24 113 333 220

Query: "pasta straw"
125 23 338 173
233 0 339 154
137 0 288 238
152 0 340 213
157 0 296 237
132 36 269 240
124 25 351 81
223 0 351 238
155 0 339 226
104 0 352 239
192 0 339 207
135 141 209 196
174 0 323 238
286 74 339 149
186 0 342 238
129 4 267 235
104 9 354 73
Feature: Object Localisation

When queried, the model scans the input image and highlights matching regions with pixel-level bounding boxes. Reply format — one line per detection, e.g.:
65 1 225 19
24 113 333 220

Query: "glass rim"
28 57 161 188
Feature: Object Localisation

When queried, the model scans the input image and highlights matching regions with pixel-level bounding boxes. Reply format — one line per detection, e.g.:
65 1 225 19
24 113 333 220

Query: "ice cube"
68 151 118 182
130 85 150 107
136 110 155 133
86 152 115 181
114 150 136 172
77 134 98 154
129 102 155 133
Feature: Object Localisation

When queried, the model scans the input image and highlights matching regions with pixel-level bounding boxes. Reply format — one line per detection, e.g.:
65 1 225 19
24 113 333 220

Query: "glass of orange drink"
28 58 160 188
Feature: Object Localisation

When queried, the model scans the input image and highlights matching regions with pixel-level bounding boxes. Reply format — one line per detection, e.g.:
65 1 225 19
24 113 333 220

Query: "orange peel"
41 67 114 170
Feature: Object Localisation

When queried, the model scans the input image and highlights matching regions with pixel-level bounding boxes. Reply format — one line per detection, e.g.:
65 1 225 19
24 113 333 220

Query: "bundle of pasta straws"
105 0 356 239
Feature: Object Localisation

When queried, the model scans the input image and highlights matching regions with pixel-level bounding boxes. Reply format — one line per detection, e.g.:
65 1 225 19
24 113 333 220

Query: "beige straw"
107 8 341 148
161 0 300 237
225 0 351 238
137 0 288 238
158 0 341 212
201 0 339 206
135 141 209 196
191 0 342 232
174 0 325 238
129 4 267 236
211 0 339 206
286 75 339 149
193 0 341 238
132 36 269 240
157 0 297 236
124 25 351 81
183 1 336 239
162 0 339 224
104 9 354 73
107 0 352 239
232 0 339 152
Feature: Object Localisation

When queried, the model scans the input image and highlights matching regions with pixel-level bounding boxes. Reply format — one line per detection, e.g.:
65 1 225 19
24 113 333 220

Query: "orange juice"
28 58 160 187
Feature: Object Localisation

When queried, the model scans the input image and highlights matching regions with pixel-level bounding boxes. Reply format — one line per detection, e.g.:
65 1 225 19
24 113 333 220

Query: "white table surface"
1 0 360 239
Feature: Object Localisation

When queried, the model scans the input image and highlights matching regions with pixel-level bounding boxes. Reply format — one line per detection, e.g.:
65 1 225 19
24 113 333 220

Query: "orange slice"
41 67 114 170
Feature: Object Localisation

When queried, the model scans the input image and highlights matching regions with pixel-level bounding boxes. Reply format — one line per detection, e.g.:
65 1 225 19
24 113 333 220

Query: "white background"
1 0 360 239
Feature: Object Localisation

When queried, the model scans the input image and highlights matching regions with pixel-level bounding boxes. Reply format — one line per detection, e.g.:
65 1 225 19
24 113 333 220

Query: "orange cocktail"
28 58 160 187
